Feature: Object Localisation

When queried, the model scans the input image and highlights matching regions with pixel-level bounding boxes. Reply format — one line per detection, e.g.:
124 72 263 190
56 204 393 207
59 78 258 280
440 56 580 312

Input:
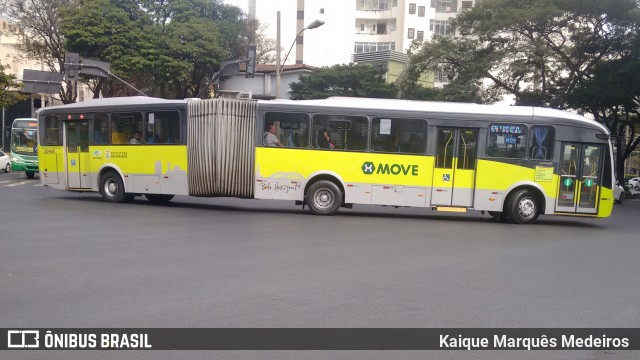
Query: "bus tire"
145 194 174 203
505 189 539 224
26 171 35 179
306 180 342 216
4 163 9 173
100 171 129 203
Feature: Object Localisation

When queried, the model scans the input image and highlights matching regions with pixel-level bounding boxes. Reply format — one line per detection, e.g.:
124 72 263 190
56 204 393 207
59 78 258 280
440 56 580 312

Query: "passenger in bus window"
94 122 108 145
129 131 142 144
317 129 335 149
264 123 283 147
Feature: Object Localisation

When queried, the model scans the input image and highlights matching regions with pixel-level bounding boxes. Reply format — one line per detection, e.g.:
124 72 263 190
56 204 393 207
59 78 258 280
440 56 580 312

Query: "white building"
225 0 480 97
237 0 478 67
0 14 42 80
218 64 314 99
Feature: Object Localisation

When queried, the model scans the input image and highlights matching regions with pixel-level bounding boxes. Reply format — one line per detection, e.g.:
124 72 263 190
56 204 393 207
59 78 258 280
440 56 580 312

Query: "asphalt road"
1 171 639 359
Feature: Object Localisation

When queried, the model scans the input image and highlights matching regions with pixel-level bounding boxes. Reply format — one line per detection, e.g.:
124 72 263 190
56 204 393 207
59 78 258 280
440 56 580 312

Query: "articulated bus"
11 118 39 178
37 96 614 224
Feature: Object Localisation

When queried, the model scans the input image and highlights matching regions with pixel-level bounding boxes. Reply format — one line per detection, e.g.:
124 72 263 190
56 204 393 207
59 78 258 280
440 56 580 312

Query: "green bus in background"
11 118 39 179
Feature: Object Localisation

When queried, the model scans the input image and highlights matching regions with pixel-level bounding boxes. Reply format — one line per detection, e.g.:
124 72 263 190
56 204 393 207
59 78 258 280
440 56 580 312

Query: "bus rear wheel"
26 171 35 179
100 171 133 203
145 194 174 204
505 189 540 224
306 180 342 216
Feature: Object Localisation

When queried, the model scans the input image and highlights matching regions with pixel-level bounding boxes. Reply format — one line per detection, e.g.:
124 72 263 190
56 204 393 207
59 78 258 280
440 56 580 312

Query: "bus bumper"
12 163 39 173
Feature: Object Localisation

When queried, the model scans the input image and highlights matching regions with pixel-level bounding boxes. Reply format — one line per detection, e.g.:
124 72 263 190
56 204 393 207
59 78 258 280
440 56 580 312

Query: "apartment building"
241 0 475 66
353 0 478 86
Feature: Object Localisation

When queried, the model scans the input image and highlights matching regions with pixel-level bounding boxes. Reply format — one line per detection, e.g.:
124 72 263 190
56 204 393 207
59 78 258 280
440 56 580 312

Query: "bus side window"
93 113 109 145
529 125 554 160
311 114 368 151
371 117 426 154
487 123 527 159
110 118 127 145
145 111 180 144
264 112 309 148
44 115 60 145
110 113 143 145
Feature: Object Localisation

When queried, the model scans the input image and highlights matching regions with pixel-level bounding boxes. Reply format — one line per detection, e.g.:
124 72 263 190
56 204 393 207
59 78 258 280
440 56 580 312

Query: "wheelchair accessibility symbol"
443 174 450 181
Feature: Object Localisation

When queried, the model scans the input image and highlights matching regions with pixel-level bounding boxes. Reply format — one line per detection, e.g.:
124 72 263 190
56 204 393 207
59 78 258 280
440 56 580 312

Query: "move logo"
361 161 419 176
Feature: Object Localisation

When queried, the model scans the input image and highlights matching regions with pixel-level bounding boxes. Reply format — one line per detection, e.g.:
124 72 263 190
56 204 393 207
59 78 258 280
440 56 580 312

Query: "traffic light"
64 52 80 81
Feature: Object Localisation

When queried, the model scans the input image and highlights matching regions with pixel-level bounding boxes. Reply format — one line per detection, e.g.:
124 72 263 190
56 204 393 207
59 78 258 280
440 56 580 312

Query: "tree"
60 0 157 97
397 0 640 179
289 63 396 100
0 64 27 109
61 0 247 99
5 0 75 103
245 19 277 64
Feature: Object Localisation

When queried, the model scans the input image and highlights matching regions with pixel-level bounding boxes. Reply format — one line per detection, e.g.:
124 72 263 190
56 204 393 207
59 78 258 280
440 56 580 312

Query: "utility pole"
276 11 281 99
1 107 5 152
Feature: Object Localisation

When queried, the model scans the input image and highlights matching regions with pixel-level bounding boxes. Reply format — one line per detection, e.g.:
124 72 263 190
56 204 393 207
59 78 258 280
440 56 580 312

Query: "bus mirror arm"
64 63 148 97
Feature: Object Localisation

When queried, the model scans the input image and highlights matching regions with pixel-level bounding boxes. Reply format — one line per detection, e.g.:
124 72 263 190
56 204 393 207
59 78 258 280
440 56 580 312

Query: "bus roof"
257 97 608 133
38 96 189 114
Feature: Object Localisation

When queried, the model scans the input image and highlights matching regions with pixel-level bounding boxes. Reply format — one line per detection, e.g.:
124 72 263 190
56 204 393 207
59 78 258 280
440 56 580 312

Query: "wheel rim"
518 197 536 218
313 188 335 209
104 178 118 197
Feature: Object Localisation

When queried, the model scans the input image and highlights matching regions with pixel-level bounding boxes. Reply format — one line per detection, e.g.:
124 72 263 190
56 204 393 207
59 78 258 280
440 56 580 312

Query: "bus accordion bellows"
37 96 615 224
11 118 39 179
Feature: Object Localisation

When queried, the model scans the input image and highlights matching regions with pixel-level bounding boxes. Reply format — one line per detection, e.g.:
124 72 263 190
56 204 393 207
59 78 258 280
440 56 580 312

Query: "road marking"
5 181 31 187
0 180 11 184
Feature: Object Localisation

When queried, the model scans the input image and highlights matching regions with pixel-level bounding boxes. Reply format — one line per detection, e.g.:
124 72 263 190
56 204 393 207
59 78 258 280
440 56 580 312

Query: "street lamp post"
275 17 324 99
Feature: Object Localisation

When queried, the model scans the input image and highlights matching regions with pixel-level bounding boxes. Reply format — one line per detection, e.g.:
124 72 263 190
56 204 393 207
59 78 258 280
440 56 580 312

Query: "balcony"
356 9 395 20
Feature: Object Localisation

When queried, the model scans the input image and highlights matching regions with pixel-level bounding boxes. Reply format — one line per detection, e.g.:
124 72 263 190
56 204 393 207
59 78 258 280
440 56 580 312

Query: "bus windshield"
11 128 37 155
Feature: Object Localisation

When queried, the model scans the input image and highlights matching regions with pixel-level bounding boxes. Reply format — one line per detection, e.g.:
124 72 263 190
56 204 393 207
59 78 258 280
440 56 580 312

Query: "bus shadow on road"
49 193 603 228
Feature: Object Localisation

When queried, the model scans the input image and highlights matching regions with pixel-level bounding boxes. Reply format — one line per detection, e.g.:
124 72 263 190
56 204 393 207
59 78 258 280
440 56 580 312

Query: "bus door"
431 128 479 207
556 143 603 214
65 120 91 189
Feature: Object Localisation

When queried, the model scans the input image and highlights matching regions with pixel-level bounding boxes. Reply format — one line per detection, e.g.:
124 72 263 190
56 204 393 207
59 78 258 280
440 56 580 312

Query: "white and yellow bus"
37 96 614 224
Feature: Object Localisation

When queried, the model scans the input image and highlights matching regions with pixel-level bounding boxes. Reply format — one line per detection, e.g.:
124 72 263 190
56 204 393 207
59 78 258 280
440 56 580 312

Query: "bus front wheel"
100 171 133 203
505 189 539 224
306 180 342 216
26 171 35 179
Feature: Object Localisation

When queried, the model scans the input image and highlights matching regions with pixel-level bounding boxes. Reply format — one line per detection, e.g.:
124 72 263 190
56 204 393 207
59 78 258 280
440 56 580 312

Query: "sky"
223 0 249 13
221 0 353 67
